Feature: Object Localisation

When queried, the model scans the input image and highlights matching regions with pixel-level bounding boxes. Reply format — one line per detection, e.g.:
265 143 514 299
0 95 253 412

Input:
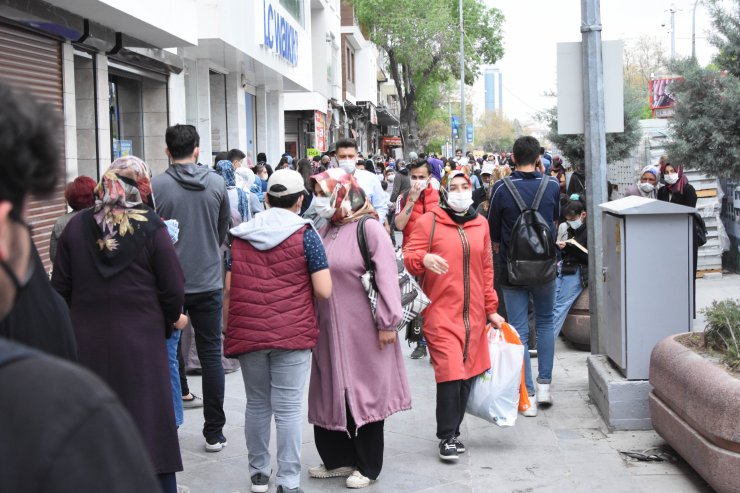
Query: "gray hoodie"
230 207 313 250
152 163 231 294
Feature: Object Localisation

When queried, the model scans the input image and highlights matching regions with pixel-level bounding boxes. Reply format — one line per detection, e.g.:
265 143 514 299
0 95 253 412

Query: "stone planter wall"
649 334 740 493
561 289 590 350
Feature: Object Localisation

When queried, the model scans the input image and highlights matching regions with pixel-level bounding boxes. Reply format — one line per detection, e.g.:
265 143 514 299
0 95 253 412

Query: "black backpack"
502 176 557 286
693 213 708 247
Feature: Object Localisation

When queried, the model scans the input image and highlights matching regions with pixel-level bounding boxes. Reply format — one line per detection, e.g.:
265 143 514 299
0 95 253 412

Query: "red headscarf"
660 161 688 195
309 168 378 225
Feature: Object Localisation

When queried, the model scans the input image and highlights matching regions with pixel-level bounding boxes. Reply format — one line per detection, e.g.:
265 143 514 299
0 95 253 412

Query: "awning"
376 106 400 126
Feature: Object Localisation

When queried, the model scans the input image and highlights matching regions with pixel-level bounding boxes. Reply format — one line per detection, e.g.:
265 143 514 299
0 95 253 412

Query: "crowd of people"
0 83 700 493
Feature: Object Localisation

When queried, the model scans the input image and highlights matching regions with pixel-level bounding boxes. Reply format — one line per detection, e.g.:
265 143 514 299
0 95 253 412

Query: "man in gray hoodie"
152 124 231 452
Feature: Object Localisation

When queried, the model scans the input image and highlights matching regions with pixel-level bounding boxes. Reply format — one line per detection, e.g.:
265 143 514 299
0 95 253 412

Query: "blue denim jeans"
239 349 311 490
184 290 226 440
502 279 556 395
166 329 183 427
553 268 584 339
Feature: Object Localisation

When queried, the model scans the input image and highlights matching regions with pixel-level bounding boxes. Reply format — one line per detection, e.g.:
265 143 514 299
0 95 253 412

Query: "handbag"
404 214 437 342
357 216 431 332
466 322 529 426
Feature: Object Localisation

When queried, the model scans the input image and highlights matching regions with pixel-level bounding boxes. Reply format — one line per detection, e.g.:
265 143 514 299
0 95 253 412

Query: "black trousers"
436 378 474 440
314 405 385 480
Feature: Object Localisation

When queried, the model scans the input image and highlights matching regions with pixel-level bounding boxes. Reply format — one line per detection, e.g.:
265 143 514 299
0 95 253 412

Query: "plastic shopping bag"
499 322 531 413
466 323 526 426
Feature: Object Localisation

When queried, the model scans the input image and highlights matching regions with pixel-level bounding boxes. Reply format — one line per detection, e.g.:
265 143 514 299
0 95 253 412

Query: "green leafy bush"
702 299 740 371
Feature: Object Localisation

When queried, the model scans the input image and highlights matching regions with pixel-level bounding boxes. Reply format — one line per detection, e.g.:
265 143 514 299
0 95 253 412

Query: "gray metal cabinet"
599 196 695 380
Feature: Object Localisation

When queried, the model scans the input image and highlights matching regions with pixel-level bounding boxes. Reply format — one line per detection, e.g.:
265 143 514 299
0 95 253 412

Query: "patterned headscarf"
215 160 249 221
310 168 377 225
86 156 162 278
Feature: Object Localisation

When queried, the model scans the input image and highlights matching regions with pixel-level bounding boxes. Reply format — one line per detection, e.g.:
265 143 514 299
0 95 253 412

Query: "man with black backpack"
488 136 561 417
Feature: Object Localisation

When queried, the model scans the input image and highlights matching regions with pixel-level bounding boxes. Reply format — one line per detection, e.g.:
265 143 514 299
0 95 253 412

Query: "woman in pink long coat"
307 168 411 489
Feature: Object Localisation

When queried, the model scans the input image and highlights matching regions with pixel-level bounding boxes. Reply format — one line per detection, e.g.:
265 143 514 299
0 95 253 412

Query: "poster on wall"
314 111 326 152
112 139 132 159
650 77 681 118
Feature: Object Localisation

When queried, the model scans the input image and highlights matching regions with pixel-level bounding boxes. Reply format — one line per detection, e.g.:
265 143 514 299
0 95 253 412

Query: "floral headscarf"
215 160 249 221
310 168 377 225
85 156 163 278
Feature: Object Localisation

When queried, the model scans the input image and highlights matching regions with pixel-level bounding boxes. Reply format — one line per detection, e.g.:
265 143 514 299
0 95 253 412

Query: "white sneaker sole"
204 440 227 453
250 485 268 493
439 453 459 461
308 466 355 478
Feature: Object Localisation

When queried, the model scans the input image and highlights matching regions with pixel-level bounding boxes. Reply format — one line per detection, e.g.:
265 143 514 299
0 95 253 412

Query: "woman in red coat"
404 170 503 462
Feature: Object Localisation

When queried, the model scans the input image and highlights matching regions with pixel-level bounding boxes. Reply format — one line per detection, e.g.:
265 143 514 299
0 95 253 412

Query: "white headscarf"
235 167 256 193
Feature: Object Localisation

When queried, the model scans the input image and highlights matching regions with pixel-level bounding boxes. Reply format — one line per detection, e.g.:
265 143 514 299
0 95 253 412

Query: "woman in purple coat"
52 156 185 493
307 168 411 489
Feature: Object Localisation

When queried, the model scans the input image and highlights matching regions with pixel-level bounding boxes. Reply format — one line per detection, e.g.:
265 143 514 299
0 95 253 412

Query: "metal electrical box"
599 196 695 380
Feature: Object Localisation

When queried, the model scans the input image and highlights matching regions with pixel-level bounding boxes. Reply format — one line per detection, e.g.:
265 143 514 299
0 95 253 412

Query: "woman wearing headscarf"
307 168 410 489
658 159 699 314
234 166 264 220
404 170 503 462
625 166 660 199
51 156 185 493
215 159 252 224
550 156 567 194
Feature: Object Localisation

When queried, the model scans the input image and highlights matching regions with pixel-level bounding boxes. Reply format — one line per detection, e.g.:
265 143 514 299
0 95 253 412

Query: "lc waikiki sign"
260 0 299 66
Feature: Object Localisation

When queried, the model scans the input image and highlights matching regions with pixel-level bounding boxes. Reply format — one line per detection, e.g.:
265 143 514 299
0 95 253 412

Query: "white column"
169 70 187 126
95 54 111 177
196 60 212 164
61 42 78 181
226 71 247 151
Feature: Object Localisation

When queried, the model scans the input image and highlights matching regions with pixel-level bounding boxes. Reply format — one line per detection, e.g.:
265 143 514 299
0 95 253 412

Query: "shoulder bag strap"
420 214 437 289
502 177 527 212
356 216 373 273
531 174 551 210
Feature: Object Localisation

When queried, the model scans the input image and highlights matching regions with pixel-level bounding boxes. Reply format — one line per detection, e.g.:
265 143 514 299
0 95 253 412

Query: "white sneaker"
522 397 538 417
537 383 553 405
308 464 355 479
346 471 374 489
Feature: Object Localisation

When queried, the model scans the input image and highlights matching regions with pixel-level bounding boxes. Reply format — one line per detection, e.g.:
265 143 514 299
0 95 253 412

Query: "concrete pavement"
175 275 738 493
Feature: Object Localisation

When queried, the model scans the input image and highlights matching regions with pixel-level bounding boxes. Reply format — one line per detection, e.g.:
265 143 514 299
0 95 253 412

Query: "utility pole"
670 5 676 72
581 0 608 354
459 0 466 154
691 0 699 60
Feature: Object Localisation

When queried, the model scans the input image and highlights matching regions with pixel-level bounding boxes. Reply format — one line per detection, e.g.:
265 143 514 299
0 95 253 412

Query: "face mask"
664 173 679 185
446 190 473 213
313 196 335 219
563 162 572 170
638 182 655 193
337 159 356 174
387 174 395 183
483 182 490 190
567 219 583 230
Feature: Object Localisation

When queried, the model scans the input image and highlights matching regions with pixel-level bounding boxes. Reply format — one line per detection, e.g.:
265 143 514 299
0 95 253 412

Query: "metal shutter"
0 22 66 270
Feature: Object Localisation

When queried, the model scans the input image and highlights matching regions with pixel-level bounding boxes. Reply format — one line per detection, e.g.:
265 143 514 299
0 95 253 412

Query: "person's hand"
557 241 566 249
408 180 425 202
423 254 449 275
378 330 397 349
488 313 505 329
174 314 189 330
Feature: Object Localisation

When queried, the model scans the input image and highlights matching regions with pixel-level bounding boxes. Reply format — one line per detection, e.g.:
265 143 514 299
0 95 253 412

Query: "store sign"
451 115 460 139
466 123 474 144
260 0 299 66
314 111 326 152
307 148 320 158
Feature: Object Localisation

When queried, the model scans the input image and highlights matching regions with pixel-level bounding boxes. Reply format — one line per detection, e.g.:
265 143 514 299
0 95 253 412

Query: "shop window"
109 75 144 161
280 0 304 26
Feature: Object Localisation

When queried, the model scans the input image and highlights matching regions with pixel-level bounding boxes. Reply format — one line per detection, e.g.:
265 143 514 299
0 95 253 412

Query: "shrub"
702 299 740 371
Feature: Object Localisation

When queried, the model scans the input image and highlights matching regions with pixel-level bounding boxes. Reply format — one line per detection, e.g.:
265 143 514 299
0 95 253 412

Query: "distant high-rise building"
483 67 503 114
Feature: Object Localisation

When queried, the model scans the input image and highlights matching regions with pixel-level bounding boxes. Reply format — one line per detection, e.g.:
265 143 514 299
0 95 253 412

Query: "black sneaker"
452 437 465 453
439 438 459 461
410 345 427 359
251 473 269 493
204 434 228 452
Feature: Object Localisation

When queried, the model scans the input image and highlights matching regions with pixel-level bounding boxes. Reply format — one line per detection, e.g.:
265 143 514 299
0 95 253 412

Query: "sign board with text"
257 0 300 66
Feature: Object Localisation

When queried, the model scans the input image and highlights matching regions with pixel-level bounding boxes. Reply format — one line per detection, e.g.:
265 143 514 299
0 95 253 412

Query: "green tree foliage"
665 0 740 178
352 0 504 151
475 112 516 152
538 86 643 170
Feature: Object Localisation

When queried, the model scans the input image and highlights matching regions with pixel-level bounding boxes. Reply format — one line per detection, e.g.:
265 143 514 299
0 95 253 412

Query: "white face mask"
563 162 572 170
638 182 655 193
446 190 473 213
387 174 395 183
313 196 335 219
664 173 679 185
483 182 491 190
567 219 583 230
338 159 356 174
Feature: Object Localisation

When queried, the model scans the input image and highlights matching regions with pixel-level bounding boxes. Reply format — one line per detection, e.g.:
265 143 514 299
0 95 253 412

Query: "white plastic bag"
466 327 524 427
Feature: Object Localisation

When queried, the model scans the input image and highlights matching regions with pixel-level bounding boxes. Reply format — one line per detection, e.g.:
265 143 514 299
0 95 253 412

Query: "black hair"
563 200 585 218
264 164 274 178
409 159 432 175
364 161 376 174
213 151 228 168
227 148 246 162
455 148 462 153
165 124 200 159
335 138 358 152
540 147 545 155
257 152 267 164
0 83 60 218
275 157 290 170
512 136 541 167
418 153 427 160
267 190 303 209
312 155 321 162
296 158 313 191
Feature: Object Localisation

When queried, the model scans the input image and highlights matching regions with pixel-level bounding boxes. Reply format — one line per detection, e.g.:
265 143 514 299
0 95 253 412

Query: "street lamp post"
459 0 466 155
692 0 699 60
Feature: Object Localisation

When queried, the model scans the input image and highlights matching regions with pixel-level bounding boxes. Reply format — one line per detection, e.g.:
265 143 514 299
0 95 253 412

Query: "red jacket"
224 225 318 356
397 187 440 244
403 208 498 383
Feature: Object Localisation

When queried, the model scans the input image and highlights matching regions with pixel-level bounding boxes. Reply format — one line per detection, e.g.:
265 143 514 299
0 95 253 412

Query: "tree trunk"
401 104 421 154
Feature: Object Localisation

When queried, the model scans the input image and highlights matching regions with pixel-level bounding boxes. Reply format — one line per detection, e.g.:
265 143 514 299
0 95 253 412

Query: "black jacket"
561 223 588 274
657 183 697 208
472 186 488 210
